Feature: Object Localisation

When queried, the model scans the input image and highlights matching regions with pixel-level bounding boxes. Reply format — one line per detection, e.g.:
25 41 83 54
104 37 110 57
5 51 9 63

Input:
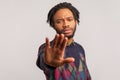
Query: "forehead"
54 8 74 19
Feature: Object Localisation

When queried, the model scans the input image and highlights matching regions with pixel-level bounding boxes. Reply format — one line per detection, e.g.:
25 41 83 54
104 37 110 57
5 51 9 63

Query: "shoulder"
38 41 53 55
74 42 86 57
38 43 46 56
74 42 85 50
38 43 46 50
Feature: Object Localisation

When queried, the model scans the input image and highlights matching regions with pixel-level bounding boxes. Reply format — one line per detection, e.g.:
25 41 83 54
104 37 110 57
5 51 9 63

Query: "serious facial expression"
53 8 77 39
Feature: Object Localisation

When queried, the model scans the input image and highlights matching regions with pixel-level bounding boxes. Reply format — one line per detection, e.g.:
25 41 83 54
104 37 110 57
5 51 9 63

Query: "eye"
67 18 74 21
56 20 61 24
55 20 62 24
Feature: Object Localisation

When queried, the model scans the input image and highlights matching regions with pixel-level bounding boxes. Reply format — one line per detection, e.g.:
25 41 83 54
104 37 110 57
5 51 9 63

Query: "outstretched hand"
44 34 74 67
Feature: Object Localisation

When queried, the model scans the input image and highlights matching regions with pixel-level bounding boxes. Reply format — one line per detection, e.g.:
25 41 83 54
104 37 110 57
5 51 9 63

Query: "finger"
61 37 68 50
61 57 75 65
45 37 50 49
50 57 74 67
57 34 64 48
45 37 50 64
52 34 59 48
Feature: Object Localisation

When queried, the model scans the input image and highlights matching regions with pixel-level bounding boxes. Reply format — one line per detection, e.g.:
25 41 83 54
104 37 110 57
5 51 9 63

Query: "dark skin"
45 34 74 67
44 8 76 67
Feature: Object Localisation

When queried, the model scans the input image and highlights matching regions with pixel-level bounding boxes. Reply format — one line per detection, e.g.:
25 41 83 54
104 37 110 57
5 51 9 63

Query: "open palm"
44 34 74 67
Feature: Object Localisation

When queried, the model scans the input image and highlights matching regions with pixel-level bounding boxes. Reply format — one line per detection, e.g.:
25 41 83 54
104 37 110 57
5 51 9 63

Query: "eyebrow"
56 16 74 21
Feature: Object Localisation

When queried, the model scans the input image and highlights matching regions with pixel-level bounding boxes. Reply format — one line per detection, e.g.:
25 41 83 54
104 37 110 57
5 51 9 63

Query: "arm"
44 34 74 67
36 45 56 70
36 34 74 70
78 44 91 80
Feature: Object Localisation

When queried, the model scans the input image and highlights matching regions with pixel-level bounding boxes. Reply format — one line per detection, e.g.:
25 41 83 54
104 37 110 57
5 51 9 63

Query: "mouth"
62 28 73 34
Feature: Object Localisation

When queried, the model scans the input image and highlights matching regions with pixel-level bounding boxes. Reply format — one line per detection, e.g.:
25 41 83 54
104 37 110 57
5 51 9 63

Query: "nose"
63 20 69 28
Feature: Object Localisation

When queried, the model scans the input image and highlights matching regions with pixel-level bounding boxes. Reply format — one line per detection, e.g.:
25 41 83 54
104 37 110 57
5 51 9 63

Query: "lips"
62 28 72 34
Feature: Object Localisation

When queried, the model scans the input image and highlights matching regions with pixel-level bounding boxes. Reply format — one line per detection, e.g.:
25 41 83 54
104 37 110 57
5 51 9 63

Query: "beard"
54 25 76 39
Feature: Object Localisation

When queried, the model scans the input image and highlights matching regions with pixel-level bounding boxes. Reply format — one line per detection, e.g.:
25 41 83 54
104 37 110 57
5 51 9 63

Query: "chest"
64 45 84 68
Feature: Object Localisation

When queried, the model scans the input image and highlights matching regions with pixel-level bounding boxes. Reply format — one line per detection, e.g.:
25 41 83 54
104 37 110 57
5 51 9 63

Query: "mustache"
61 28 73 33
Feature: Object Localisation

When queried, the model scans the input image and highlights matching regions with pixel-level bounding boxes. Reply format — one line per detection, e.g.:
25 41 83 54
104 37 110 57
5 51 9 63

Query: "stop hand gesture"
44 34 75 67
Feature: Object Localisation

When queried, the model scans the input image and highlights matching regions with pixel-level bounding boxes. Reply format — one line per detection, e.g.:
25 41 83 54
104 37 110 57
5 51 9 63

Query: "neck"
67 38 74 46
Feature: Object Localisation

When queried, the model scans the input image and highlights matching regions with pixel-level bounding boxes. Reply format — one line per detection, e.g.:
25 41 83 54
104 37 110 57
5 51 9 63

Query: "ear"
51 23 55 28
75 20 78 25
76 20 80 25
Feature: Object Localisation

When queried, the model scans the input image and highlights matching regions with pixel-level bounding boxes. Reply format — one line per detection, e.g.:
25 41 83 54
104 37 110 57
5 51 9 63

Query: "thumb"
61 57 75 65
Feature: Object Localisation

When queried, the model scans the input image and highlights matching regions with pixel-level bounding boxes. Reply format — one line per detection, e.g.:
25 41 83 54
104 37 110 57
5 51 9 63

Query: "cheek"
70 23 76 29
54 24 63 30
54 26 61 33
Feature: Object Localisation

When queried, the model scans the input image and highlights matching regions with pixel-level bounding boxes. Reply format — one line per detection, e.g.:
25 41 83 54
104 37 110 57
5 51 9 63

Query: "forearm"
36 52 56 71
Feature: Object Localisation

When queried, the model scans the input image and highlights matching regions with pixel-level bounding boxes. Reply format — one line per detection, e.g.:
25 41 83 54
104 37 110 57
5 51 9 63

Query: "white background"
0 0 120 80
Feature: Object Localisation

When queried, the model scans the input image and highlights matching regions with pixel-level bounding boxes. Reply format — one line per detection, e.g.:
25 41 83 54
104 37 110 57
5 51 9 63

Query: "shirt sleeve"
36 44 56 72
78 44 91 80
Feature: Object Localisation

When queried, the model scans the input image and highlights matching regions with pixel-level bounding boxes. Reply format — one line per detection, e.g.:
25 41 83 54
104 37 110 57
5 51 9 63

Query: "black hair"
47 2 80 27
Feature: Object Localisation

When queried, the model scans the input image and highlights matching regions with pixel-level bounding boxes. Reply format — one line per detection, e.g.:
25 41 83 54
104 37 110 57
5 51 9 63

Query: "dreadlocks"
47 2 80 27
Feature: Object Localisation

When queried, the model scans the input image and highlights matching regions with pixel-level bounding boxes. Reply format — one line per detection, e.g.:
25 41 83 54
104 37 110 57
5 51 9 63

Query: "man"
36 2 91 80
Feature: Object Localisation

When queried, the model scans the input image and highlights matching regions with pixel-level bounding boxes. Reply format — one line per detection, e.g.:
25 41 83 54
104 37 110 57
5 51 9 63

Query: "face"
53 8 77 39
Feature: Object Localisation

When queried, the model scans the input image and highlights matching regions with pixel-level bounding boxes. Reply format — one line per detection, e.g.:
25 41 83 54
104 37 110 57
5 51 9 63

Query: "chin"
56 30 75 39
65 35 74 39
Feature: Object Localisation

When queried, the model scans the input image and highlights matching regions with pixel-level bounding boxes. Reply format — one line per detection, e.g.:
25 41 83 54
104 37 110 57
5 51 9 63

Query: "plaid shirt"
36 41 91 80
